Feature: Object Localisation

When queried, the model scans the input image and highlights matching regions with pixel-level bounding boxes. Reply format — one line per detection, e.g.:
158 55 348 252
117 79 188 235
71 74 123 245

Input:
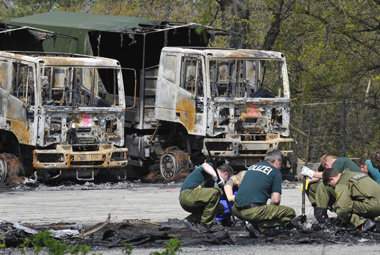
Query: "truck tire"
160 152 178 179
160 147 192 179
0 153 25 186
0 157 8 183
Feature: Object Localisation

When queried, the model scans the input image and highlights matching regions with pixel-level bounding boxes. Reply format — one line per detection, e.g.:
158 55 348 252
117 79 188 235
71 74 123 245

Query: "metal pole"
342 100 347 157
139 33 147 129
301 112 314 222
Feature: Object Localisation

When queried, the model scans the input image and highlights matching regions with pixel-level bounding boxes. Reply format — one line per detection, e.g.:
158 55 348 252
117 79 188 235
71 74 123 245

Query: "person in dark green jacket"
301 154 361 223
232 149 296 237
322 168 380 232
179 162 232 232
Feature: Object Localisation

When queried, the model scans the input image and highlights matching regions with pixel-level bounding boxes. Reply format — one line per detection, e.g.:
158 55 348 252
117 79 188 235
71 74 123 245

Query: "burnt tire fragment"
0 153 25 186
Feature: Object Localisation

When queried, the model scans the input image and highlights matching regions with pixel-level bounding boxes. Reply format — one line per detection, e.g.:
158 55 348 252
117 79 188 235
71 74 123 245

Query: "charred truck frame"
127 47 293 178
10 12 294 180
0 51 128 182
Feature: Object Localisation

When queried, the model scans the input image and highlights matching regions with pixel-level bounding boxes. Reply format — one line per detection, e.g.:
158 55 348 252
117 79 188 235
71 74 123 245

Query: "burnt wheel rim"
160 153 178 179
0 158 7 183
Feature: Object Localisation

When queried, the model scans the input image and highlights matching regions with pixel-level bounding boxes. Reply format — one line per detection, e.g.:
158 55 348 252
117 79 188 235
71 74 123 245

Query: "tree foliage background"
1 0 379 158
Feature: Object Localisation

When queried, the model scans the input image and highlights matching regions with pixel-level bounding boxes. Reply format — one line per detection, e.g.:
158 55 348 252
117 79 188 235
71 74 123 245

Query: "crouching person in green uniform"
322 168 380 232
179 162 232 232
301 154 361 224
232 149 296 237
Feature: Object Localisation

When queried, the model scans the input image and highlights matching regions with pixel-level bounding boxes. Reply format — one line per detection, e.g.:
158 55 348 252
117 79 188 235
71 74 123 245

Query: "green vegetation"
1 235 6 252
14 231 181 255
1 0 378 155
1 0 377 103
121 242 134 255
19 230 91 255
150 238 182 255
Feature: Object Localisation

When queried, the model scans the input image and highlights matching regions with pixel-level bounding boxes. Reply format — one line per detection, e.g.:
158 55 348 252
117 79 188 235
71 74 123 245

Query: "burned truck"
0 51 128 183
125 47 294 178
9 12 294 179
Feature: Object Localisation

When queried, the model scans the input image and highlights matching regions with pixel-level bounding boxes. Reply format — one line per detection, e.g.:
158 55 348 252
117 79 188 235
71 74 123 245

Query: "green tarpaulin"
12 11 155 55
11 11 211 55
12 11 154 33
11 11 214 97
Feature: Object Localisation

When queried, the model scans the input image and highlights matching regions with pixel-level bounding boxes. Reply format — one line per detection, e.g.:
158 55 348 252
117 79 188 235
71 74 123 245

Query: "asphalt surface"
0 181 310 224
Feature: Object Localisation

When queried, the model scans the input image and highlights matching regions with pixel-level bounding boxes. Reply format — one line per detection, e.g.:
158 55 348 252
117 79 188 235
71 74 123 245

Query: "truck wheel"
0 157 8 183
160 147 193 179
0 153 25 186
160 153 178 179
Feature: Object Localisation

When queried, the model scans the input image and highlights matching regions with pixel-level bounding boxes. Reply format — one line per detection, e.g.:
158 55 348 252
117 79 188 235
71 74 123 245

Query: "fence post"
342 99 347 157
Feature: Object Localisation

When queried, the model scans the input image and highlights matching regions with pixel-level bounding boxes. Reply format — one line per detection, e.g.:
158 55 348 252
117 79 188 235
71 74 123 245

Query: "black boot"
361 218 376 232
183 216 198 231
286 215 304 229
263 225 286 237
314 207 328 224
245 222 261 238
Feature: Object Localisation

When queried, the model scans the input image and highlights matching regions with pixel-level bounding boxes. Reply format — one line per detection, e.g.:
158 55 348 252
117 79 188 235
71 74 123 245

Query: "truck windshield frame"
41 66 121 108
209 58 284 98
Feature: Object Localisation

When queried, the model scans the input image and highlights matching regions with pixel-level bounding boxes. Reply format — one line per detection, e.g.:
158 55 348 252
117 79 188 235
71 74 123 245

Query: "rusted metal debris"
137 219 160 226
80 213 111 238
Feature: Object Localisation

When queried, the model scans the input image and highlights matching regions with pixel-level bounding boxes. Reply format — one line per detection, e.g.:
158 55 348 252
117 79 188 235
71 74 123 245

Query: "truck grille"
206 142 232 151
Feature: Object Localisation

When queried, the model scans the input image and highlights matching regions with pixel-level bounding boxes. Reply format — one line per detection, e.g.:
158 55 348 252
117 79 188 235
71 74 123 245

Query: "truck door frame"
178 55 207 135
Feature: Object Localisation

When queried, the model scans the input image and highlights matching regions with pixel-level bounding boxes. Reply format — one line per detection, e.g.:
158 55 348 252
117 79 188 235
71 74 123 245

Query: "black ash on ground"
1 218 380 250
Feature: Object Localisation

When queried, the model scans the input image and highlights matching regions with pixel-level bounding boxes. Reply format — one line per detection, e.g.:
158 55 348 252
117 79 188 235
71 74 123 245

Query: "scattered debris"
137 219 161 226
80 214 111 238
1 218 379 249
1 219 80 239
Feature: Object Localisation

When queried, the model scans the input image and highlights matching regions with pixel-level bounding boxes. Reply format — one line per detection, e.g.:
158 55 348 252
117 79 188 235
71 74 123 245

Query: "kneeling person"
179 162 232 232
323 168 380 231
232 149 296 236
302 154 362 223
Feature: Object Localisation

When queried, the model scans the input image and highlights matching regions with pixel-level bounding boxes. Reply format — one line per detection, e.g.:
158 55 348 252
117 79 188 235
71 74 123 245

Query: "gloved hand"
212 175 225 188
301 166 315 179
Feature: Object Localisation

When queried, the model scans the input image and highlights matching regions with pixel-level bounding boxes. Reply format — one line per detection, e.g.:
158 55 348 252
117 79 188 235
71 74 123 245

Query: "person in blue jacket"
358 151 380 184
216 170 247 226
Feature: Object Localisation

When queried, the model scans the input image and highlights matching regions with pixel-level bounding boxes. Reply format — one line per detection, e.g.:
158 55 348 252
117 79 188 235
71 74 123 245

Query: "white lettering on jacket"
248 164 273 175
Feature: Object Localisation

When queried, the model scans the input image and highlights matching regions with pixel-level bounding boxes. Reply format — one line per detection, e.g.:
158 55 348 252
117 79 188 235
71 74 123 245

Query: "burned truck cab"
155 47 293 171
0 51 128 181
